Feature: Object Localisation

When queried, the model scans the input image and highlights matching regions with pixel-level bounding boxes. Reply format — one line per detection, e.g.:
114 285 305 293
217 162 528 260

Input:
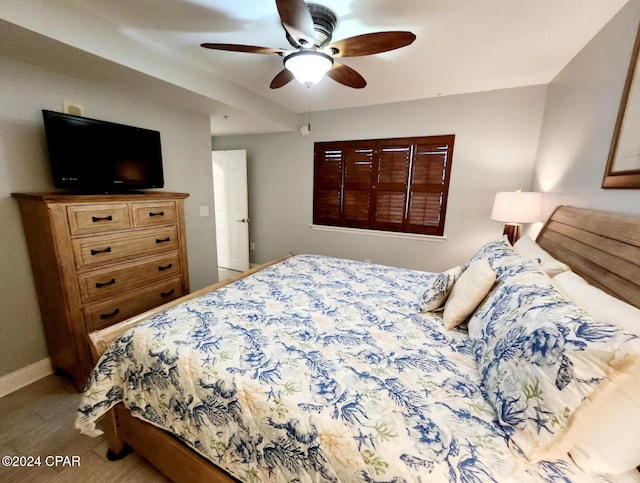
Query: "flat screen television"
42 110 164 192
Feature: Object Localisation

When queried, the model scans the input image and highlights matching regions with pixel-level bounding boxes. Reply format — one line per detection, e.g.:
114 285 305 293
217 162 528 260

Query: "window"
313 135 454 236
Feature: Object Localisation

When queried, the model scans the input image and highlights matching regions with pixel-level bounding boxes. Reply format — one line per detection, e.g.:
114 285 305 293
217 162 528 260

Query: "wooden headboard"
536 206 640 309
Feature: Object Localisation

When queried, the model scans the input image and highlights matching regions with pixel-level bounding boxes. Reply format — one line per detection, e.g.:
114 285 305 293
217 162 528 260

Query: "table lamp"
491 190 542 244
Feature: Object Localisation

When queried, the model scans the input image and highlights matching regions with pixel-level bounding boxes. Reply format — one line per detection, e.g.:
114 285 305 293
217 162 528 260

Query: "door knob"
237 218 249 223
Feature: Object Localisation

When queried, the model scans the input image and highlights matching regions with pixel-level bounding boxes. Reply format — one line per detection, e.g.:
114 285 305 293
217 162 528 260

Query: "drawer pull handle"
149 211 165 217
92 215 113 222
95 278 116 288
158 263 173 271
160 289 175 298
100 308 120 320
156 237 171 244
90 247 112 255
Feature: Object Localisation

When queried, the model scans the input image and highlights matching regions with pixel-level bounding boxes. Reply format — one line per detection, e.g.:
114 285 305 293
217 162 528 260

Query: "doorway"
212 149 250 277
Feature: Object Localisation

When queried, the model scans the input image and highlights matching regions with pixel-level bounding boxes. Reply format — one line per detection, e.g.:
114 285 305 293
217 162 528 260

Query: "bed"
75 206 640 482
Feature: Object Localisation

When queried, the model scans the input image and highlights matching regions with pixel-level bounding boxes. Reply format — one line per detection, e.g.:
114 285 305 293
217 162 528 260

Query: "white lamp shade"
491 191 542 224
284 51 333 86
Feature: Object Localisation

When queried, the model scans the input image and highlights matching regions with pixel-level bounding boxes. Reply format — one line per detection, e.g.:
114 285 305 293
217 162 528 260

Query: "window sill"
310 224 447 242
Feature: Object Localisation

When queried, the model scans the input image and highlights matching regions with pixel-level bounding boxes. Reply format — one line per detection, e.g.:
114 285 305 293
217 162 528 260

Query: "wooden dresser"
12 192 190 390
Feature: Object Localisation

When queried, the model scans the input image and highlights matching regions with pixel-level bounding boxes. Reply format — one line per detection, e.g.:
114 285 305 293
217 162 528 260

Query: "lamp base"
503 224 521 245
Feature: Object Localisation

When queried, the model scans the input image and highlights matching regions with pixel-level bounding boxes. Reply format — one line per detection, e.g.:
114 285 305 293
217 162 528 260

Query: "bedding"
76 253 639 482
513 235 570 277
549 271 640 474
468 254 640 462
551 271 640 336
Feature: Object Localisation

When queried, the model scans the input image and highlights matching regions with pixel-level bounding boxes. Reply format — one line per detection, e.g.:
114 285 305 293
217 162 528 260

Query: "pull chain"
300 85 312 135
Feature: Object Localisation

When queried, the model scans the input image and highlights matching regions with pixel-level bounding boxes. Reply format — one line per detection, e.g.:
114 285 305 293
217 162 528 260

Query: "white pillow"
442 258 496 330
551 271 640 336
567 358 640 474
513 235 570 277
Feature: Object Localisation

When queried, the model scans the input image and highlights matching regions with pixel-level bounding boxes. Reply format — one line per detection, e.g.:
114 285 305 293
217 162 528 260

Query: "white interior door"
212 149 249 272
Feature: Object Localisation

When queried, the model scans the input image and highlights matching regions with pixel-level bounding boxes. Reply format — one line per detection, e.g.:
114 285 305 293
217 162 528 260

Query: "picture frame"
603 21 640 189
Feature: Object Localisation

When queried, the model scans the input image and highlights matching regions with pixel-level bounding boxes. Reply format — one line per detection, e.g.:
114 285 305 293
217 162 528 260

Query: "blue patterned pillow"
468 258 640 461
419 265 465 312
467 236 524 278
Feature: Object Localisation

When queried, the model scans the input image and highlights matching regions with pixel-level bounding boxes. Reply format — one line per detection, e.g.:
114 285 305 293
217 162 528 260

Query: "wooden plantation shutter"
373 141 411 231
313 145 342 225
343 143 374 227
313 135 454 236
406 138 453 235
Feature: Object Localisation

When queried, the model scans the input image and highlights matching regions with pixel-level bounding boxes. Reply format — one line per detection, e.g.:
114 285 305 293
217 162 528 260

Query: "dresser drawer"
131 201 177 228
72 226 178 269
84 277 183 331
67 204 131 235
77 252 181 303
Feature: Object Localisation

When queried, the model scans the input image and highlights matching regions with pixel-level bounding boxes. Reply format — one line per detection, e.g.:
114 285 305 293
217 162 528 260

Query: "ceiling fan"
201 0 416 89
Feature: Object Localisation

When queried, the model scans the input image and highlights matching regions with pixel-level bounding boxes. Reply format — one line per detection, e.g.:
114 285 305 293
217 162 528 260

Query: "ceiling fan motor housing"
284 3 337 48
307 3 338 47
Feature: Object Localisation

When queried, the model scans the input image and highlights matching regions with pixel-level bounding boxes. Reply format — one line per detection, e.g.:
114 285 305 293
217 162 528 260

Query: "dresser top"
12 191 190 203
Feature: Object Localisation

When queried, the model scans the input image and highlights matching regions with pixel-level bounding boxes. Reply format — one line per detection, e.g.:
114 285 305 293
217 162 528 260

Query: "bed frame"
536 206 640 309
87 206 640 482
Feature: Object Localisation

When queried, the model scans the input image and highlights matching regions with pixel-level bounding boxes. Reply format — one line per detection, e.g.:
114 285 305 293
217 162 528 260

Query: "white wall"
532 0 640 217
0 55 218 378
213 85 547 272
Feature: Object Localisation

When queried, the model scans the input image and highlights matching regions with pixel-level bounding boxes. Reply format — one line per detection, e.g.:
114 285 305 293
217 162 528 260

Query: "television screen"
42 110 164 192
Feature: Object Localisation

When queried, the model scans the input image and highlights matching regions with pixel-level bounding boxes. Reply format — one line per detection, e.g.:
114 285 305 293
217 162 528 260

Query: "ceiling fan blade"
270 69 295 89
327 62 366 89
201 43 288 55
275 0 315 47
328 31 416 57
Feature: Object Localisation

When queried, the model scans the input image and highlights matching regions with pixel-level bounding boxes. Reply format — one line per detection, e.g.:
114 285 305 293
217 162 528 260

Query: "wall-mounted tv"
42 110 164 192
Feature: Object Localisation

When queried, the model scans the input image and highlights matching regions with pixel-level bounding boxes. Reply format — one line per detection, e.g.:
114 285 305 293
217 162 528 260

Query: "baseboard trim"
0 358 53 398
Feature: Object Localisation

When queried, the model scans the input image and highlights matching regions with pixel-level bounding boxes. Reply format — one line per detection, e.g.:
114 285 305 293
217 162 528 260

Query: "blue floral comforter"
76 254 616 482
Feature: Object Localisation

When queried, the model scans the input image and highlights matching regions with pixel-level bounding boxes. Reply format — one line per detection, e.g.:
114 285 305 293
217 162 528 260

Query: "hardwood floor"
0 374 169 482
218 267 242 282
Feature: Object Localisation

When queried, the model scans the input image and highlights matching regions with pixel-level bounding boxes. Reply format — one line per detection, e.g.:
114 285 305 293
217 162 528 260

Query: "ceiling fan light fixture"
284 50 333 86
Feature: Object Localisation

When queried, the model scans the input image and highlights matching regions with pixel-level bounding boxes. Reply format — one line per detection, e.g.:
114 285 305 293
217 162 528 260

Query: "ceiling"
0 0 630 135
